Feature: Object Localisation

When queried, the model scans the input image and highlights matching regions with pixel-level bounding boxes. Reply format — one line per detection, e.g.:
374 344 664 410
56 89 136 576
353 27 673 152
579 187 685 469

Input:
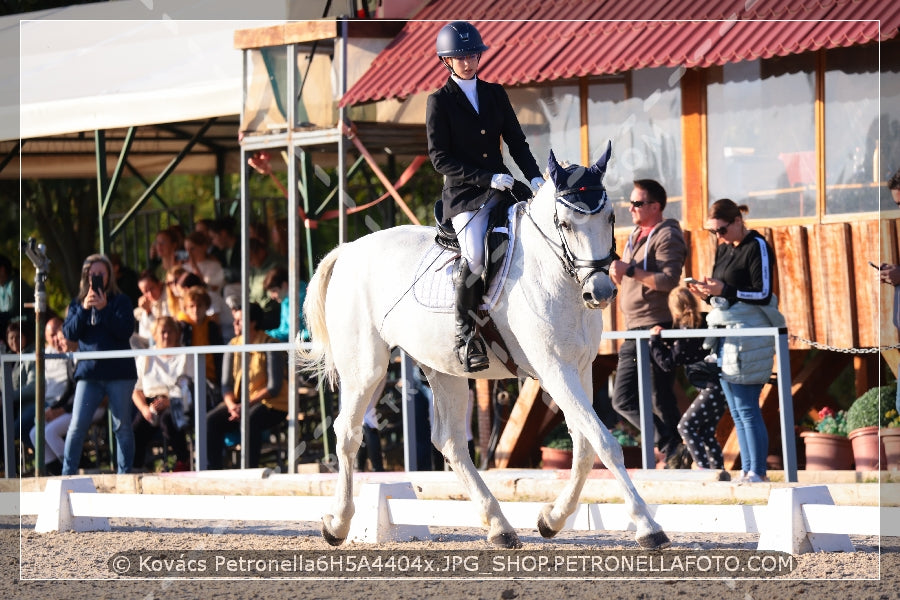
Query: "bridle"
523 185 618 286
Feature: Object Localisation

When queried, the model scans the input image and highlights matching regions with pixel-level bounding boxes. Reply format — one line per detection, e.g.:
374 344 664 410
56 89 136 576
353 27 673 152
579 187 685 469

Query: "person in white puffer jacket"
688 199 785 484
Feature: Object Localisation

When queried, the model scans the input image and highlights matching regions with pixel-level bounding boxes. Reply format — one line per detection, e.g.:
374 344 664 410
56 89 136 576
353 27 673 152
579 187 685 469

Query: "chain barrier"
788 334 900 354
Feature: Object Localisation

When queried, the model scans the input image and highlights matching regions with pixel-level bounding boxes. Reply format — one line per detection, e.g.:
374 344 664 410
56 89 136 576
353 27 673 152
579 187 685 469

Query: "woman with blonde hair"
649 287 727 474
132 316 193 471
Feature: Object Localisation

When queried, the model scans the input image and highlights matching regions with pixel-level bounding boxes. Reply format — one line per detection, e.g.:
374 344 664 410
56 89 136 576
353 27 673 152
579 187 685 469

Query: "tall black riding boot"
453 258 489 372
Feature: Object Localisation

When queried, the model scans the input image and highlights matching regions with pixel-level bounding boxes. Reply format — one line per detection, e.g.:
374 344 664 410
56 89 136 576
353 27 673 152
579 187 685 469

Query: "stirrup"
456 335 489 373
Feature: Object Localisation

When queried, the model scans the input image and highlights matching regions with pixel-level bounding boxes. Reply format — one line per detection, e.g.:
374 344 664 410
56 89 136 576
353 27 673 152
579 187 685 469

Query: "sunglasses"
629 200 655 208
707 223 731 236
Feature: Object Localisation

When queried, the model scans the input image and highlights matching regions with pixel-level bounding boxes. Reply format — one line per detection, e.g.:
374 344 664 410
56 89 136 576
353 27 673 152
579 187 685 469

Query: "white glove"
530 176 545 193
490 173 514 191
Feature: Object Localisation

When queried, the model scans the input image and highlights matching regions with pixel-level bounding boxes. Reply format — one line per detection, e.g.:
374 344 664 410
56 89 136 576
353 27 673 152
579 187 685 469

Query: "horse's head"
542 141 618 309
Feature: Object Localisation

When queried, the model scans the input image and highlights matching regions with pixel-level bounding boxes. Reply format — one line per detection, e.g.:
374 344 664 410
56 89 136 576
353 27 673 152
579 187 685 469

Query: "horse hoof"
489 531 522 549
537 513 559 539
321 515 345 547
636 530 671 550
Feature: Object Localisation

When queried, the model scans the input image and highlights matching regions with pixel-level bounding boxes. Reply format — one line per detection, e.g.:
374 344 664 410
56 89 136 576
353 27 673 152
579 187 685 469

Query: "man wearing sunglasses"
608 180 689 469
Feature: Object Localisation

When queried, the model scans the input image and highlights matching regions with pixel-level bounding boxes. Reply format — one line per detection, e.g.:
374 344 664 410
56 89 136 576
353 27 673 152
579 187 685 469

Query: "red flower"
818 407 834 420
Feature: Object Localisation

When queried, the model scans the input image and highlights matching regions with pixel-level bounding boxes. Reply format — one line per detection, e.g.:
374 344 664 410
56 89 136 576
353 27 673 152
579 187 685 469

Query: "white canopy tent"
0 0 354 178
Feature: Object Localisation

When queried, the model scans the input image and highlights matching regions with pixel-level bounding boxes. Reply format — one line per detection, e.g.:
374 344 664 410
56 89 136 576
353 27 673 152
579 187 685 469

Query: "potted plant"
883 403 900 471
540 423 573 469
800 407 853 470
846 384 891 472
596 425 643 469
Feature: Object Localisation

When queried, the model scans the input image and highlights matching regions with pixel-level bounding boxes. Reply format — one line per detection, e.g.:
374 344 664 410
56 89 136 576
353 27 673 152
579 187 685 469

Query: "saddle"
434 181 530 286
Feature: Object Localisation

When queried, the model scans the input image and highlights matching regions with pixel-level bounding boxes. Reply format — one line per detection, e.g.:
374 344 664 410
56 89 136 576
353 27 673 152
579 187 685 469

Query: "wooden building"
330 2 900 467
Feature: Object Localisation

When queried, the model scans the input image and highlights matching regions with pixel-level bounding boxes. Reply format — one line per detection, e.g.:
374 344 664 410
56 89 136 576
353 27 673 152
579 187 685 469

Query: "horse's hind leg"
321 347 390 546
423 369 520 549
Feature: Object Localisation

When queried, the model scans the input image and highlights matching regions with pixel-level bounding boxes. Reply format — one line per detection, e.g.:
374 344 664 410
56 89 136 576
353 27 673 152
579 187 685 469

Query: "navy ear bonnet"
547 141 612 215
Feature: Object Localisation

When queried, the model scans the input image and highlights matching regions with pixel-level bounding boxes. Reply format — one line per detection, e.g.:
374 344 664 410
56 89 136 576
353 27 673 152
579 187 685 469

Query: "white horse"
298 144 669 550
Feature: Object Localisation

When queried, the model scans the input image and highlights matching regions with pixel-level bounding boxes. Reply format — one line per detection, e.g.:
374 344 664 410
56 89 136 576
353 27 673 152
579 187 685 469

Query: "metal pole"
337 18 348 244
95 130 109 255
193 354 207 471
2 363 14 477
22 238 50 476
286 43 299 474
775 328 798 482
400 351 419 471
634 337 656 469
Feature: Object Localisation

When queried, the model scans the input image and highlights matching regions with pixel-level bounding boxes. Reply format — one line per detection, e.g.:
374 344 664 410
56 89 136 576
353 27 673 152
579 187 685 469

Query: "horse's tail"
297 245 341 386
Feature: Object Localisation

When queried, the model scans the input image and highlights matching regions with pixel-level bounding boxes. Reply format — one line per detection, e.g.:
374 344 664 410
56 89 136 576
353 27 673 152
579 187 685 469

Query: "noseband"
525 185 618 286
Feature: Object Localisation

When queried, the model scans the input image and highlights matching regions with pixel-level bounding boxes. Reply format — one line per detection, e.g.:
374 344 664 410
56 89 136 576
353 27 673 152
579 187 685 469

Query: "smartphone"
683 277 699 284
90 273 103 293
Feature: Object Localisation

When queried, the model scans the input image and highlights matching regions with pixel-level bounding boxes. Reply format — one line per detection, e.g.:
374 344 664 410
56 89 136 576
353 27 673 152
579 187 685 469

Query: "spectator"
608 179 689 469
151 229 181 284
29 317 97 476
182 231 225 292
880 168 900 413
131 316 193 472
7 322 37 468
248 238 285 330
62 254 137 475
206 302 287 470
263 267 308 342
688 199 786 483
209 216 241 288
131 270 171 349
109 253 141 308
177 284 224 399
649 287 727 475
0 253 34 338
164 265 188 318
269 217 290 260
176 271 234 341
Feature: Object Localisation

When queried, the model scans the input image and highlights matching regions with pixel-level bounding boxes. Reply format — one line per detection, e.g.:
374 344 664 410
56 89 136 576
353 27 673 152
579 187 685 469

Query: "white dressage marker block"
346 482 432 544
757 485 854 554
34 477 110 533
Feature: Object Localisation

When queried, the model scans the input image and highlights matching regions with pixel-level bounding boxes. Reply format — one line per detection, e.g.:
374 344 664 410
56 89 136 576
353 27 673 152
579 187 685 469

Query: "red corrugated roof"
341 0 899 106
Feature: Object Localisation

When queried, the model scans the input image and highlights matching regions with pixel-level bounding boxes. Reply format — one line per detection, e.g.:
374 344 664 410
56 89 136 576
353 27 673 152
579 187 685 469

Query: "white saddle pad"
413 203 521 313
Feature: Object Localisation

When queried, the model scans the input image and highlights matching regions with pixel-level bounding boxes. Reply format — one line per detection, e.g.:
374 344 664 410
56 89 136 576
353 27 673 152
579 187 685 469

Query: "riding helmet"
435 21 488 57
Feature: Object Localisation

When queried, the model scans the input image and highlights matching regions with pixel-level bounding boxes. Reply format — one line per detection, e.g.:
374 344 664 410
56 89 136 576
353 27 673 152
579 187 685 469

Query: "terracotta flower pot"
882 428 900 471
593 445 643 469
540 446 573 470
848 426 886 472
800 430 853 470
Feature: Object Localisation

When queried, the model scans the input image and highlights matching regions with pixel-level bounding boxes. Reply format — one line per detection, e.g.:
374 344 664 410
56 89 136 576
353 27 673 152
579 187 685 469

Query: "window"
824 44 881 215
588 68 684 226
505 85 580 183
706 55 816 219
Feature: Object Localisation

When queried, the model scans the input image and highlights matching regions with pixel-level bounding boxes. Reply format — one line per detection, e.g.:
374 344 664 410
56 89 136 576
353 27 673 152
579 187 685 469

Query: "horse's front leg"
537 418 597 538
424 370 520 549
538 368 670 550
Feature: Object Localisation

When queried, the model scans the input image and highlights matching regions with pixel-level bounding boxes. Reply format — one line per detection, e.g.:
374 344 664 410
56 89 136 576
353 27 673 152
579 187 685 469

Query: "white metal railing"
1 342 297 478
2 327 795 480
601 327 796 481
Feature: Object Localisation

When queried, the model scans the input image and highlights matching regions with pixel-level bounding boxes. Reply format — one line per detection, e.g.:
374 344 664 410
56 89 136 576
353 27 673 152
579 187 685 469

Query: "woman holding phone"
62 254 138 474
687 199 784 483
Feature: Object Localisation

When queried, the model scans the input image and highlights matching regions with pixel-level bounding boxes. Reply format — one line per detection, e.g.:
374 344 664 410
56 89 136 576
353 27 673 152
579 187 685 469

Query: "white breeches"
450 195 499 276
